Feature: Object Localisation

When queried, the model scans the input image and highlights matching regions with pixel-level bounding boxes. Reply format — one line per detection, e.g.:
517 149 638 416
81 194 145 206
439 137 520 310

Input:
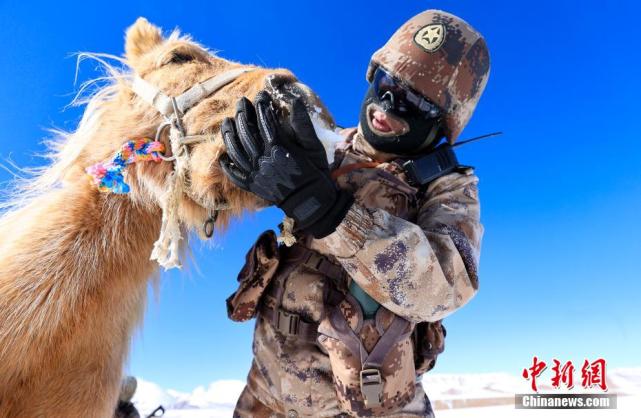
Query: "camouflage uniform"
227 9 489 417
232 129 482 418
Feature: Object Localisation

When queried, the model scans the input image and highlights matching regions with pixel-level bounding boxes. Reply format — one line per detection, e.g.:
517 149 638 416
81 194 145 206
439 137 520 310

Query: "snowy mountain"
133 379 245 415
132 368 641 417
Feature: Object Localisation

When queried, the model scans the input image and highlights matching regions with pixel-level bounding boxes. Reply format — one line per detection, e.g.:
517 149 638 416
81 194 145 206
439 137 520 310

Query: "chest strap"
331 161 380 180
259 244 345 343
281 243 346 283
259 304 319 343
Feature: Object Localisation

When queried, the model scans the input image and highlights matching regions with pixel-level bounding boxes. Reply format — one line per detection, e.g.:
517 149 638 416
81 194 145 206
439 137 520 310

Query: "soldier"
220 9 490 418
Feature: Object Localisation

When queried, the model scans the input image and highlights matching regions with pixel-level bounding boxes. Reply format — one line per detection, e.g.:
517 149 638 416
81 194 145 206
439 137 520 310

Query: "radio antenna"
453 131 503 148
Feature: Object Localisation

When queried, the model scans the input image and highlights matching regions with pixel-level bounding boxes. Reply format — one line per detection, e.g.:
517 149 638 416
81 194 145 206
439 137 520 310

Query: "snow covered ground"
132 368 641 417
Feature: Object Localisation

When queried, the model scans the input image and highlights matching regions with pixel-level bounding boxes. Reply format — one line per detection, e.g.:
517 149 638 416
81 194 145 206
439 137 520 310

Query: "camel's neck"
0 183 161 352
3 185 160 283
0 182 165 405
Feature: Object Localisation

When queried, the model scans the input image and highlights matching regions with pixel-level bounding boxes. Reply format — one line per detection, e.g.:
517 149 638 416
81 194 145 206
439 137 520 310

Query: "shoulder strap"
324 302 412 408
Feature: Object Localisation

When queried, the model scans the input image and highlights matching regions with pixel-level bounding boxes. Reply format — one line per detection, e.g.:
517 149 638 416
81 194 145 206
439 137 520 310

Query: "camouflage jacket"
311 130 481 323
233 129 482 418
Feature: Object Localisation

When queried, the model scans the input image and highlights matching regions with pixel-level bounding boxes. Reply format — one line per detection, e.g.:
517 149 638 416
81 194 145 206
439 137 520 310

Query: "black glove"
220 91 353 238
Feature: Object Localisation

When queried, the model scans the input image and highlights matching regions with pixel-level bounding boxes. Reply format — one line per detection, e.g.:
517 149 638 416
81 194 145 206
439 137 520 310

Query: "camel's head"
74 18 337 264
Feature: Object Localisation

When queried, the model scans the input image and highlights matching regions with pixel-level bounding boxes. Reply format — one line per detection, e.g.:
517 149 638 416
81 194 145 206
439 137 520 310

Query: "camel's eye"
169 52 194 64
159 45 209 67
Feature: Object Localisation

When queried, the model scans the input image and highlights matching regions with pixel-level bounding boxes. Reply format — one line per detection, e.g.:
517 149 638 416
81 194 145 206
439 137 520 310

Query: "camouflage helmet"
366 10 490 143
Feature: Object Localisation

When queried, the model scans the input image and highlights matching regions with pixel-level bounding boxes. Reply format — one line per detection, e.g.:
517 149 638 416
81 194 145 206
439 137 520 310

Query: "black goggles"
372 67 442 119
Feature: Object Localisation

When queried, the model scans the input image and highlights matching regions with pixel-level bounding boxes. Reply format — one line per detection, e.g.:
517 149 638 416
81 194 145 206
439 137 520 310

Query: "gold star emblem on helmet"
414 24 446 52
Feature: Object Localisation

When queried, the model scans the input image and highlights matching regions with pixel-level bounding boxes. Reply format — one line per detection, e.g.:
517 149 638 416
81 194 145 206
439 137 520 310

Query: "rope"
148 120 227 270
278 216 297 247
149 121 188 269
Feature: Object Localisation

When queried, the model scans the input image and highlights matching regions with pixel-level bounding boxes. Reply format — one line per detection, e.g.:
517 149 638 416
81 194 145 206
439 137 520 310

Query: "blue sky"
1 1 639 392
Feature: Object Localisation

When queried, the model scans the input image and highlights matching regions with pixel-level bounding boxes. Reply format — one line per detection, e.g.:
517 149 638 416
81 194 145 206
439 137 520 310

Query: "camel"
0 17 336 418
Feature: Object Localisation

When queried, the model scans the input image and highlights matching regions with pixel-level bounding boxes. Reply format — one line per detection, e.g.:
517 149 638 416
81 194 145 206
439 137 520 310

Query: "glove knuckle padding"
248 181 276 201
251 147 300 201
254 89 272 104
256 100 279 146
222 118 252 172
235 105 263 164
220 154 249 189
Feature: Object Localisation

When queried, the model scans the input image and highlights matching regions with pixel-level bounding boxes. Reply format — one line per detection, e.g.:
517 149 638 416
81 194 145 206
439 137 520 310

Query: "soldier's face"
359 86 442 155
359 67 443 155
364 102 410 137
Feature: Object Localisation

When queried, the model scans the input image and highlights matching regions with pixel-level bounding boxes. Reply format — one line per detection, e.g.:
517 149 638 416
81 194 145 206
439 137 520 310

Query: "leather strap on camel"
131 67 253 269
132 67 251 118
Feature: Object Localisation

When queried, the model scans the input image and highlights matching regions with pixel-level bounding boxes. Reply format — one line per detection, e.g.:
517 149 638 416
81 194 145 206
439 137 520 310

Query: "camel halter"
130 67 253 270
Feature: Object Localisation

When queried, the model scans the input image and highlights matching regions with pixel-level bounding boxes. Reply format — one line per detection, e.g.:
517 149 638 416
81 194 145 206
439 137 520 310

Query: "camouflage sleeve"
312 170 482 323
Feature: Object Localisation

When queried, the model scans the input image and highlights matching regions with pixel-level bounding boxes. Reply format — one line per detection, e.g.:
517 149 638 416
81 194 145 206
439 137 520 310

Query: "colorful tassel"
86 139 165 194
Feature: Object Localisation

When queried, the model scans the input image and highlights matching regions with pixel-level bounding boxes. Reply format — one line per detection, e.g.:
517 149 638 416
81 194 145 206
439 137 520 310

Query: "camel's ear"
125 17 163 67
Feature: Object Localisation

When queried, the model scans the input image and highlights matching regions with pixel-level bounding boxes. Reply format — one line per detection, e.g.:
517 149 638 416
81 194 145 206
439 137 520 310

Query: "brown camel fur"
0 18 334 418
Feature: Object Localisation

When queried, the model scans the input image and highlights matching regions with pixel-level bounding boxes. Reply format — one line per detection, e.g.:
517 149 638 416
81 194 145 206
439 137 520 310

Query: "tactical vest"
227 237 446 416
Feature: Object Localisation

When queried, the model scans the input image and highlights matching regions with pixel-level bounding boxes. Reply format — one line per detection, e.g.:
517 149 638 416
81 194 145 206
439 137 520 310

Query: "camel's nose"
264 77 336 131
264 73 296 93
